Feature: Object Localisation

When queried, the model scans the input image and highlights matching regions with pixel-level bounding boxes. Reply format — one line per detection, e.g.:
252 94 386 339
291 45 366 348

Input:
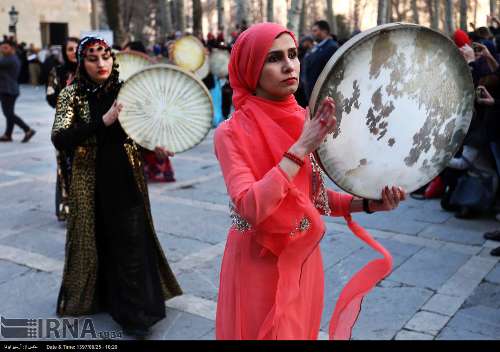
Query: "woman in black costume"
51 36 182 338
46 37 79 221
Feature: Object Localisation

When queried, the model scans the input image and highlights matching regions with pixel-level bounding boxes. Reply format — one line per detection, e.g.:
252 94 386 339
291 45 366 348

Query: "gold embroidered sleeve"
51 86 102 151
52 85 76 137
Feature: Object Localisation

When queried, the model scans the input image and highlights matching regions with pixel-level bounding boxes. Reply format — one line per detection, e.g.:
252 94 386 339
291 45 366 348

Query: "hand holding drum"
290 97 337 158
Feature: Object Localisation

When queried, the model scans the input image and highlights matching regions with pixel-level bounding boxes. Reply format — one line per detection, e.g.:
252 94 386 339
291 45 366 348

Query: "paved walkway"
0 86 499 340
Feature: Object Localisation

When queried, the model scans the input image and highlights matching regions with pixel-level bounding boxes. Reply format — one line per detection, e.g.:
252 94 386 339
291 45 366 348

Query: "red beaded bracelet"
283 151 305 167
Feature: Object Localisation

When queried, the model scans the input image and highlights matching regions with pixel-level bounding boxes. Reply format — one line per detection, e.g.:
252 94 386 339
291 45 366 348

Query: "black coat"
303 39 339 100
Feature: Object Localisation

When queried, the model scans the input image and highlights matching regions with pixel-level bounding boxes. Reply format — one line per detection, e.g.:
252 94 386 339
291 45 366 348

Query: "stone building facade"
0 0 91 48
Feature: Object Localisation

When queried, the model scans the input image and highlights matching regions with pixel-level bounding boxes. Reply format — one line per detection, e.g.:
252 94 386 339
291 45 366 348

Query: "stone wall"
0 0 91 47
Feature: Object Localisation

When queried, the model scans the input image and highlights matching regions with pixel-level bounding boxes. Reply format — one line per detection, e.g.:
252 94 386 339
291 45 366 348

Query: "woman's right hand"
102 101 123 127
289 97 337 158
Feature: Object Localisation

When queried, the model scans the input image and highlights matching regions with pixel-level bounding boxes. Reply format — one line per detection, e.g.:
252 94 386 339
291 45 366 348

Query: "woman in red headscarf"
214 23 406 340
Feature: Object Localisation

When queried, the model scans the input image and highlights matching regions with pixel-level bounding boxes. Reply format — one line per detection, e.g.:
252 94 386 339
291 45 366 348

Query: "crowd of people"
409 16 500 257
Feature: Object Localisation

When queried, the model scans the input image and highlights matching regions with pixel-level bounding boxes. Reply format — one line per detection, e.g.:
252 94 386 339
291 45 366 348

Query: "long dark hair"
62 37 79 73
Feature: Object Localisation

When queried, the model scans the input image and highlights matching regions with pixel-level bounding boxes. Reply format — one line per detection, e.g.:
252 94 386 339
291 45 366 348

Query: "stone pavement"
0 85 499 340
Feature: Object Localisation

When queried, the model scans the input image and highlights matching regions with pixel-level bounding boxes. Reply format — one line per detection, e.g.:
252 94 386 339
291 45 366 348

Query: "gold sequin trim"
229 203 252 231
310 154 331 216
289 217 311 237
229 203 311 236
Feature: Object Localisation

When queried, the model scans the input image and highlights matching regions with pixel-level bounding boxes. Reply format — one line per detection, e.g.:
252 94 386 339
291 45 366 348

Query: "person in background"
0 39 36 142
17 42 29 84
206 33 218 51
476 84 500 257
303 20 339 101
123 41 147 54
295 35 314 108
46 37 80 221
27 43 41 86
41 46 62 86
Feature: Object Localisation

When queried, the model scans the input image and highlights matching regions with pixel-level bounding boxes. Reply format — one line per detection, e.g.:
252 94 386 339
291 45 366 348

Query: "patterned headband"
77 35 111 64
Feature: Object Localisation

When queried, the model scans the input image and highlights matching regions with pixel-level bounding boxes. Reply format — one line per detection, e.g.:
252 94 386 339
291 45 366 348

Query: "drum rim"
117 63 214 153
195 53 211 79
308 22 474 199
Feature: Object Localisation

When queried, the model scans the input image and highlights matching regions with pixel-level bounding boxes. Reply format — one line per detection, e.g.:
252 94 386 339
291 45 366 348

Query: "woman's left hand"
370 186 406 212
154 146 174 159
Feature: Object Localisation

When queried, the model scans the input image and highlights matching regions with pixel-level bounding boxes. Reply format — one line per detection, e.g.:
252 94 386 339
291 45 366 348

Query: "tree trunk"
91 0 100 30
287 0 302 37
411 0 419 24
160 0 174 36
353 0 361 29
386 0 393 22
236 0 248 28
460 0 468 30
378 0 388 25
326 0 337 35
267 0 274 22
474 0 478 27
217 0 224 31
174 0 185 33
431 0 439 30
299 0 307 35
103 0 126 45
445 0 454 34
192 0 202 34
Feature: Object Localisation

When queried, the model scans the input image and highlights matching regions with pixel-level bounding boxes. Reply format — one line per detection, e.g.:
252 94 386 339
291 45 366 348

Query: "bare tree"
353 0 362 29
172 0 185 32
193 0 202 34
326 0 338 35
236 0 248 27
299 0 307 35
445 0 454 34
460 0 468 30
267 0 274 22
248 0 264 23
410 0 419 23
474 0 478 27
159 0 174 36
91 0 100 30
217 0 224 31
103 0 126 44
431 0 440 29
386 0 393 22
378 0 389 25
287 0 303 37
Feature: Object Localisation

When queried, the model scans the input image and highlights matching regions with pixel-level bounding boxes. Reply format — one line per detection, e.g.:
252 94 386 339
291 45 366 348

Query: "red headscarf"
454 29 471 48
229 22 298 109
223 23 392 340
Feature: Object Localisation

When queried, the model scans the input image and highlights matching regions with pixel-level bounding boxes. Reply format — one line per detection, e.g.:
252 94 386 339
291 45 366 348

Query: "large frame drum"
310 23 474 199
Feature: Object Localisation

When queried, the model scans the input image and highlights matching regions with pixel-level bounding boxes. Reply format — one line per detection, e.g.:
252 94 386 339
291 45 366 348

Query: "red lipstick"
283 77 297 85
